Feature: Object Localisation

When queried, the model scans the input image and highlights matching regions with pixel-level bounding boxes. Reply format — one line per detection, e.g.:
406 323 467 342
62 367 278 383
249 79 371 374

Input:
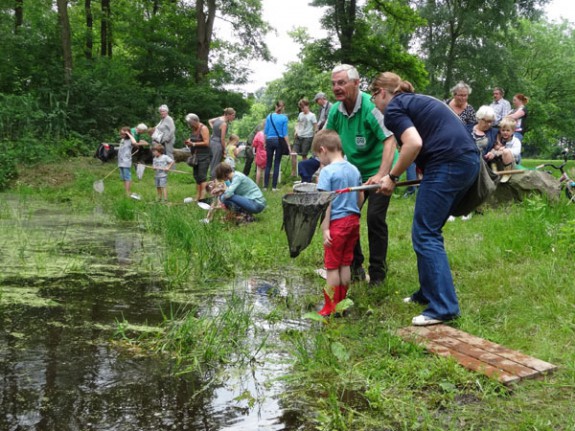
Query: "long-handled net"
282 180 421 258
282 192 334 258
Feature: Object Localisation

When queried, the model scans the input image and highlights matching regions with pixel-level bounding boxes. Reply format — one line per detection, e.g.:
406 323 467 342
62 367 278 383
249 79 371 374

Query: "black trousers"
352 189 390 283
243 146 254 176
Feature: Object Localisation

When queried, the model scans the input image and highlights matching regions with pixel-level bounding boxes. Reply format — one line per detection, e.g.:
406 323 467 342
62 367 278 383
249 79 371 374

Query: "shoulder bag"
451 155 499 216
269 114 290 156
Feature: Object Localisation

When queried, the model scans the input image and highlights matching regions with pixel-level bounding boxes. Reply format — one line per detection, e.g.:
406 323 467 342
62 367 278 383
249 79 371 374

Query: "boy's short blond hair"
152 144 164 154
499 117 517 131
312 129 343 154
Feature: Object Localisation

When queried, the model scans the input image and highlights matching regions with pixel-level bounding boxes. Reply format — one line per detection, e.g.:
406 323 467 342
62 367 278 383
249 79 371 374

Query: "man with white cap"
314 92 332 130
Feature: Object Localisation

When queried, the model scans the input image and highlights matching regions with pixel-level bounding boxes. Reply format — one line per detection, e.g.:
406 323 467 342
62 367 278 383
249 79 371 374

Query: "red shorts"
324 214 360 270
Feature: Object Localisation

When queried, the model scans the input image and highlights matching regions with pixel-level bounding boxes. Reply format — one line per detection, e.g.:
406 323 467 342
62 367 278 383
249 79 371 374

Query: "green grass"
8 156 575 430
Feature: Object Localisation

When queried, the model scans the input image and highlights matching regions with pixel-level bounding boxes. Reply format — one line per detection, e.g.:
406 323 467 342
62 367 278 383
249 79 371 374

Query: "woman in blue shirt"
371 72 480 326
264 100 291 191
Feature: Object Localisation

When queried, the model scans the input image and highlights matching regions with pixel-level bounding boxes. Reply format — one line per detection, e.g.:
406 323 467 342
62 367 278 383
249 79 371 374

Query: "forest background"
1 0 575 190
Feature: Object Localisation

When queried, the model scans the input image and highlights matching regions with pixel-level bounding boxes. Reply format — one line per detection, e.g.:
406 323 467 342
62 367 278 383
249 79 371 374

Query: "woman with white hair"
471 105 498 156
184 113 211 202
151 104 176 160
446 81 476 131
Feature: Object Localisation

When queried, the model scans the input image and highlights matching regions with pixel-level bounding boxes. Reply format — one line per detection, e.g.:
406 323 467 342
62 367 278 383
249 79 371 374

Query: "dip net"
292 182 318 193
282 192 333 258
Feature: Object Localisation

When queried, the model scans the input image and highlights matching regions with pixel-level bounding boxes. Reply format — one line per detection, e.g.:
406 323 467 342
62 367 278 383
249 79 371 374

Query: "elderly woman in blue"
371 72 480 327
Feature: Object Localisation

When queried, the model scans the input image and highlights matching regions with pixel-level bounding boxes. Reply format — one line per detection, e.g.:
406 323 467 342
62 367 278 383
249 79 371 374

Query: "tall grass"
117 292 256 375
9 156 575 430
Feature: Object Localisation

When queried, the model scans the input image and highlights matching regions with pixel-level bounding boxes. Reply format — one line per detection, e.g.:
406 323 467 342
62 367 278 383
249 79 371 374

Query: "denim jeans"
410 151 480 320
405 162 417 195
221 194 265 214
352 189 390 283
298 158 320 183
264 138 283 188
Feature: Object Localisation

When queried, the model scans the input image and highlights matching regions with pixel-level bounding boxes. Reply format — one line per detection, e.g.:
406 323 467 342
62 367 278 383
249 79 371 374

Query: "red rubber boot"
339 285 348 301
334 285 349 317
318 289 336 316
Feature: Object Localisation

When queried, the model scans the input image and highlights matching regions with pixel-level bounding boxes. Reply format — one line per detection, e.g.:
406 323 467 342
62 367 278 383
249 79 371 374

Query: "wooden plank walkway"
398 324 557 385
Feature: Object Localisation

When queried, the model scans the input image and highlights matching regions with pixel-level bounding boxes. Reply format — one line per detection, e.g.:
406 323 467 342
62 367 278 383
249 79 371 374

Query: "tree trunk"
14 0 23 33
85 0 93 60
100 0 112 57
334 0 356 64
57 0 73 86
195 0 217 83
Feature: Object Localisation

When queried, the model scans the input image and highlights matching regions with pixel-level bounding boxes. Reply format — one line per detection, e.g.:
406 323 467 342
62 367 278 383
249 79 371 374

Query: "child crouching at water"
215 162 266 223
314 130 363 316
201 180 228 223
152 144 174 202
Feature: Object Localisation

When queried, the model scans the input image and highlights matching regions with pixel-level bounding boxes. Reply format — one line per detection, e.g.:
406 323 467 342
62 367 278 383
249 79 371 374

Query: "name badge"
355 136 366 148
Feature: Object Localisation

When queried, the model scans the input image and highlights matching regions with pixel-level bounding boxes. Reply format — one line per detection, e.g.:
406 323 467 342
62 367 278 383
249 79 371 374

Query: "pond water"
0 197 312 431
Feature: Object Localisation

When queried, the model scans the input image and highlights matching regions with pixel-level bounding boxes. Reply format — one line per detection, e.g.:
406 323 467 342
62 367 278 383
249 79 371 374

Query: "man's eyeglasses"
331 80 350 88
370 89 381 102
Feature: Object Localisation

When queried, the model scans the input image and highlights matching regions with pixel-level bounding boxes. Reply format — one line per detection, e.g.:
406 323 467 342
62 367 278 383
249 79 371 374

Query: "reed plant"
121 292 256 375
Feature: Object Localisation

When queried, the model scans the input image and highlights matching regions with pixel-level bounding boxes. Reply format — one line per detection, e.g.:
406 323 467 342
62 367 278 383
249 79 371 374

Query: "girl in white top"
484 117 522 170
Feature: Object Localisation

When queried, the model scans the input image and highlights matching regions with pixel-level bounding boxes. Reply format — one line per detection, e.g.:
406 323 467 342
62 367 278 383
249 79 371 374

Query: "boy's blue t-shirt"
317 160 362 221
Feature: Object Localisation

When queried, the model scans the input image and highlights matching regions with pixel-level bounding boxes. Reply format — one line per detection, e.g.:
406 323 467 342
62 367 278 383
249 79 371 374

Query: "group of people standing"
117 105 251 207
182 108 237 202
447 82 527 173
115 69 529 327
311 64 530 327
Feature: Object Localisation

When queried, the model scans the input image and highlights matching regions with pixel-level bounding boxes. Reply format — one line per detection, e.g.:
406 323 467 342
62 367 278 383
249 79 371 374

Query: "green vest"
326 92 391 182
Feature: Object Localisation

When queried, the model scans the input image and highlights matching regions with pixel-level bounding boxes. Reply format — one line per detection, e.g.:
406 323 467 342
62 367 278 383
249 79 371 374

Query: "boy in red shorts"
314 130 364 316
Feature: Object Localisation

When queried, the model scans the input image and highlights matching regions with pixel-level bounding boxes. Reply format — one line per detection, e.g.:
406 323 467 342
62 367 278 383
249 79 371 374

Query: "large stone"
173 148 192 163
488 170 561 204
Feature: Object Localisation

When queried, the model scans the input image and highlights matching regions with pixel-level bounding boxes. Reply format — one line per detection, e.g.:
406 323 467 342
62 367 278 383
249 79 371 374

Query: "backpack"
95 143 116 162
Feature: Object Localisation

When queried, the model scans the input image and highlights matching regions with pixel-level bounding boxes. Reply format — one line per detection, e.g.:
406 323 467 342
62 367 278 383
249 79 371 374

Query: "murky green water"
0 197 310 431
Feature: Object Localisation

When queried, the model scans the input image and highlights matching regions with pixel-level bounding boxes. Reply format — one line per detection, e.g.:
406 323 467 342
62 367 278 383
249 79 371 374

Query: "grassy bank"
8 156 575 430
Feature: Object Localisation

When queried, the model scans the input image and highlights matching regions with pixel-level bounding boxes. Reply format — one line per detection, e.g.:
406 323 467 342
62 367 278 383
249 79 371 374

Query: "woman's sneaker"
412 314 443 326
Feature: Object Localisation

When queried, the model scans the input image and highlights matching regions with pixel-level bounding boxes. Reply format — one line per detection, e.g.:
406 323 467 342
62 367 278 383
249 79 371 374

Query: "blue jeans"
405 162 417 195
410 151 480 320
298 158 320 183
264 138 283 188
221 194 265 214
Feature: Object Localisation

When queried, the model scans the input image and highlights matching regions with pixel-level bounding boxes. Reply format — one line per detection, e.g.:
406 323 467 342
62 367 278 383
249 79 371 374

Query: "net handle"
334 179 421 194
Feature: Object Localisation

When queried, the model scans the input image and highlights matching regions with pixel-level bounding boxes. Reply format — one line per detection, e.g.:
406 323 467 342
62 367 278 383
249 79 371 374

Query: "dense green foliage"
2 0 575 190
263 0 575 158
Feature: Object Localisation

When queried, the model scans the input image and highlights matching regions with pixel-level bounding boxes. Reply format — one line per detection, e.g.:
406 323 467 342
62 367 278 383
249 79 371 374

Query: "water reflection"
0 197 310 430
